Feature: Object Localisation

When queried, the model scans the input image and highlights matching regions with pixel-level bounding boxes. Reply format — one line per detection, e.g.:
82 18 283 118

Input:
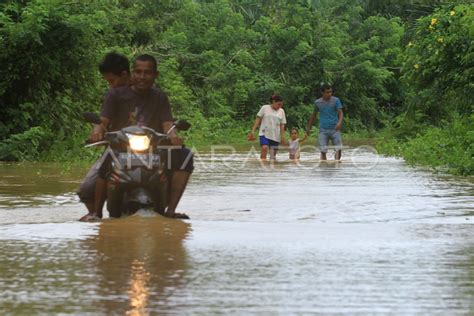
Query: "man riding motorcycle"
81 54 193 221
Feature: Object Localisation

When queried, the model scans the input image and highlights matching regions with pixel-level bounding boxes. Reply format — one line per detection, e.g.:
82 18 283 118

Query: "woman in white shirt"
248 95 287 160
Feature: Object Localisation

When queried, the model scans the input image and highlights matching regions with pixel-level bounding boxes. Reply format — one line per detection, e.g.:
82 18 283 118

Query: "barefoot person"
81 54 193 220
248 95 287 160
305 84 344 161
78 52 130 221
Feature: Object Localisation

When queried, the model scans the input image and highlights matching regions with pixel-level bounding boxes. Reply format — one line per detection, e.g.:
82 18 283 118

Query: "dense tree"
402 4 473 124
0 0 472 173
0 0 150 159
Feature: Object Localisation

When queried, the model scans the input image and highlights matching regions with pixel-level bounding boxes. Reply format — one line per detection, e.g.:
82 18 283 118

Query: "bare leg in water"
84 202 94 214
269 146 278 160
165 170 191 219
260 145 269 159
93 177 107 218
79 178 106 221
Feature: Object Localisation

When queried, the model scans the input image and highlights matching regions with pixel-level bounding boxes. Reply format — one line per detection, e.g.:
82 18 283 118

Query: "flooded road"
1 143 473 314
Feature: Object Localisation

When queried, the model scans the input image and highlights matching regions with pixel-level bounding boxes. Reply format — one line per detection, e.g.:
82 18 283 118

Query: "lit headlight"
127 134 150 151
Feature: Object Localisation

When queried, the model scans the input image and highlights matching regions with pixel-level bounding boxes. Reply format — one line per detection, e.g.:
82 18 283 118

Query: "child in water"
288 128 307 160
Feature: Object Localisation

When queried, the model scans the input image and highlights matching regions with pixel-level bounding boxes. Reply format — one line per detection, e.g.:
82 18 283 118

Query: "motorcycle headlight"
127 134 150 151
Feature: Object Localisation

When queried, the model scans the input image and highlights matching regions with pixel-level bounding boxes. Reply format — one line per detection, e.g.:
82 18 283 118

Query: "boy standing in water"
288 128 307 160
305 84 344 161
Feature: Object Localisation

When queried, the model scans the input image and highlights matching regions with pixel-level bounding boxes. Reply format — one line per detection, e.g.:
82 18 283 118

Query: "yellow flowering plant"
402 4 473 122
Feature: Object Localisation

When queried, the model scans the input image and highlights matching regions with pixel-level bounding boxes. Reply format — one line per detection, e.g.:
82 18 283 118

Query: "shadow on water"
83 215 191 314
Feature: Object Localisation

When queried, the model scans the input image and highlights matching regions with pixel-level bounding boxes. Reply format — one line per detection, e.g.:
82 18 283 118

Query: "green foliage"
285 104 314 130
377 115 474 175
1 1 104 136
401 4 474 124
152 0 405 129
358 0 467 20
177 109 248 147
0 0 158 158
0 0 471 176
0 126 51 161
375 4 474 176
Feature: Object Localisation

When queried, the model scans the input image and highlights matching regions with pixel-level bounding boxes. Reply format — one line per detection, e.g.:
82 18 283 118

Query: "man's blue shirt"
314 96 343 129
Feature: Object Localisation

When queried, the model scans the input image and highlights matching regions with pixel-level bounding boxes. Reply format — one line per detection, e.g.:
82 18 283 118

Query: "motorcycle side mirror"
174 120 191 131
83 112 102 125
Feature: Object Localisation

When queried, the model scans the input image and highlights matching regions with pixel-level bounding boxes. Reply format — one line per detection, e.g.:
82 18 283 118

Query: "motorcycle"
83 112 191 218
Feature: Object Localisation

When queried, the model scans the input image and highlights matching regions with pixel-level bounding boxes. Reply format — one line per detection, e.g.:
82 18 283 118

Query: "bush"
377 115 474 175
0 126 51 161
401 4 474 124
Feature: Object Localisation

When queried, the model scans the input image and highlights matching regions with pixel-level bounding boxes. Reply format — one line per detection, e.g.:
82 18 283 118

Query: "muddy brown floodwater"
0 142 473 314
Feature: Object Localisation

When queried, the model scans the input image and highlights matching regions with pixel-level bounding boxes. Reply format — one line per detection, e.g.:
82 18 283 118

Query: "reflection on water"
0 215 190 315
0 143 473 313
86 215 191 315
